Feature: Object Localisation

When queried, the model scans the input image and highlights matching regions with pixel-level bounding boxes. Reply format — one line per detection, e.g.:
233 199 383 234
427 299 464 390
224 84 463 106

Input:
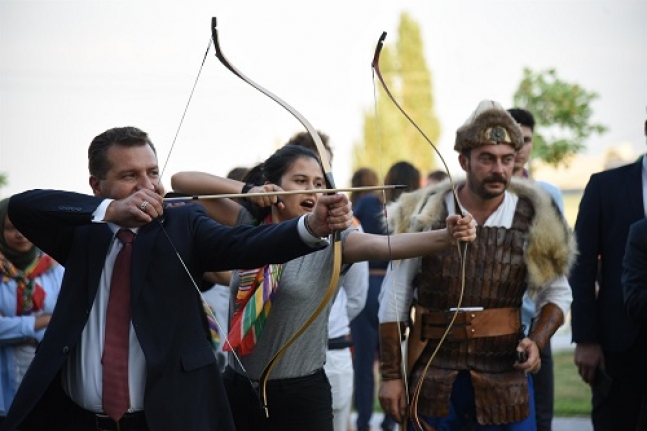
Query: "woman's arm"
342 214 475 264
171 171 286 226
171 171 245 226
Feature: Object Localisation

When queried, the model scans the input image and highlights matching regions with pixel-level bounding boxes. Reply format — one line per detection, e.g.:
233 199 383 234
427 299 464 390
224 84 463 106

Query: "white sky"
1 0 645 198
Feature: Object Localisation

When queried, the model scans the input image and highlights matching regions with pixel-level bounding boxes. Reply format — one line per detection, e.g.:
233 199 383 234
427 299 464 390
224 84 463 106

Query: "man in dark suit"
623 217 647 324
2 126 351 431
570 144 646 430
622 217 647 431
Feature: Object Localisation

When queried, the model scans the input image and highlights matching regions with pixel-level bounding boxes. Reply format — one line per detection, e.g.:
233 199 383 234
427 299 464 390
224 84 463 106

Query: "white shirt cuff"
91 199 113 222
298 215 330 248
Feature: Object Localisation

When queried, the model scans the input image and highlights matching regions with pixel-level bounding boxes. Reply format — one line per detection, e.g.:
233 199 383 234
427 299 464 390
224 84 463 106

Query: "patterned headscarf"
0 197 55 315
0 198 37 270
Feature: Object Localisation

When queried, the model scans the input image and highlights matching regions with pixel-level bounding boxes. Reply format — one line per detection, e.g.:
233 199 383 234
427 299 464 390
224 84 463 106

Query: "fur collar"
387 177 577 292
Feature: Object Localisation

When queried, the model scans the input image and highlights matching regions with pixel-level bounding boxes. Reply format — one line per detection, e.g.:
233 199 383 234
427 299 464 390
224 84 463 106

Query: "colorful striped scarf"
1 251 55 315
224 217 283 356
201 299 221 350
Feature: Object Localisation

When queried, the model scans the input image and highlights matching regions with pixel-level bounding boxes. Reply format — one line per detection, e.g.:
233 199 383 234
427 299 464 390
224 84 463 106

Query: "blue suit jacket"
570 157 645 352
4 189 321 431
622 217 647 324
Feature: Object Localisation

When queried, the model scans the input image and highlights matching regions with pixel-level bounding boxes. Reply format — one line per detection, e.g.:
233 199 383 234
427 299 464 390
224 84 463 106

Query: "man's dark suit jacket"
570 157 645 352
4 189 323 431
623 217 647 325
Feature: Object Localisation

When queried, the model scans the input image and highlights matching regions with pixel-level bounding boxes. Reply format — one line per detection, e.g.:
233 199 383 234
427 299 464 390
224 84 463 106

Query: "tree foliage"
0 173 6 190
353 12 440 178
513 68 607 168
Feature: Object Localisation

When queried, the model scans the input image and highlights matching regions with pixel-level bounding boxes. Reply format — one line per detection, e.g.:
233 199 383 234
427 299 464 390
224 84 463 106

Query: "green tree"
353 12 440 178
0 173 6 190
513 68 607 168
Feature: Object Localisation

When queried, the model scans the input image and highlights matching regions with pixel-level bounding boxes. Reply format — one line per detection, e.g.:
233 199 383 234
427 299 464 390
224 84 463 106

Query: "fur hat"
454 100 524 152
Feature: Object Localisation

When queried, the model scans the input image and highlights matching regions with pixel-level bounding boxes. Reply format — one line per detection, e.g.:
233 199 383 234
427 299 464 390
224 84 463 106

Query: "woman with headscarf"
0 197 63 423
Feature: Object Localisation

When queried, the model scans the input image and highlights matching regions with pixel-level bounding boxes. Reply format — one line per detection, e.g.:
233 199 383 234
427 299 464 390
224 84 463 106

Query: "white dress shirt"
62 222 146 413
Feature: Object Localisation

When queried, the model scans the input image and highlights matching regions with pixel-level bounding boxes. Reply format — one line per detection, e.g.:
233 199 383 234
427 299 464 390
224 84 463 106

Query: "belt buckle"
448 306 483 323
95 413 120 431
446 307 483 340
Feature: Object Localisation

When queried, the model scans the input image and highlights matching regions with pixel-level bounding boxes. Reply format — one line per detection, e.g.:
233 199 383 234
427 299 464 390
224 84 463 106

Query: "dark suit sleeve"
187 206 325 272
622 219 647 324
569 175 603 343
8 189 105 264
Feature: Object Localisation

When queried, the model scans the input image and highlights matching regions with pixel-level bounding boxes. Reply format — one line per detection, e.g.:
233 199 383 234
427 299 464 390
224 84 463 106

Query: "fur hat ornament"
454 100 524 152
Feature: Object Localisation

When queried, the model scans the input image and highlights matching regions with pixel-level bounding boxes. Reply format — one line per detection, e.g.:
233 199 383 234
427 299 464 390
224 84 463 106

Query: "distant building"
532 142 638 190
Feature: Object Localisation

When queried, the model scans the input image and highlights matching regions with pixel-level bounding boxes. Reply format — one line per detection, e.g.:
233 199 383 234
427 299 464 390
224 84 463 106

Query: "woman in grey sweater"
171 145 475 431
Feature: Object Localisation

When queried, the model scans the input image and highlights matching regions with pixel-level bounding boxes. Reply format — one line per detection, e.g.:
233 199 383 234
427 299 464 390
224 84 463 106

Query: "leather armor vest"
410 196 535 424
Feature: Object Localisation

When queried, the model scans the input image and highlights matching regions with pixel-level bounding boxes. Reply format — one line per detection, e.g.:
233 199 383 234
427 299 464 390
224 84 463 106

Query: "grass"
553 350 592 417
562 190 584 228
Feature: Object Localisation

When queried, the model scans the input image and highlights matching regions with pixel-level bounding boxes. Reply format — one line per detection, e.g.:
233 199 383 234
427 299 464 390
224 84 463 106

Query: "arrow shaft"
164 184 406 201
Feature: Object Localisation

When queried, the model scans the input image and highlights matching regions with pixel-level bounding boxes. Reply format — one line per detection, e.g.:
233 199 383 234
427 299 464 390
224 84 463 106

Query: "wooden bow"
372 31 468 431
210 17 343 418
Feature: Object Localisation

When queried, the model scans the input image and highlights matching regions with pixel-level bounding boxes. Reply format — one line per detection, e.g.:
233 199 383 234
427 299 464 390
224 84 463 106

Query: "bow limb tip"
211 18 222 49
371 31 388 67
211 17 226 60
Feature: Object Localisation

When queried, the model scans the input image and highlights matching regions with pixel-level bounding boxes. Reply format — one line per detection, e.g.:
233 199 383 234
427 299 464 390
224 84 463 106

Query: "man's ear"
89 176 102 197
458 153 469 172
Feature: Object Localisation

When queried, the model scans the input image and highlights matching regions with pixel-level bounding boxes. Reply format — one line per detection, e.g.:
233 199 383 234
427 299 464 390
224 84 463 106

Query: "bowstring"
155 34 252 383
159 36 212 181
371 63 410 408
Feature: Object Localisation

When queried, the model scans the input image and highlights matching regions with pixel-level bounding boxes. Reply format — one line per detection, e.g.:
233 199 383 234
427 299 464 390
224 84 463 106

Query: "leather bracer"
379 322 406 380
528 303 564 353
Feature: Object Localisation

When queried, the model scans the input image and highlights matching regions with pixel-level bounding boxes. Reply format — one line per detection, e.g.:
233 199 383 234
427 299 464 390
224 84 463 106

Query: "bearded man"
377 100 575 430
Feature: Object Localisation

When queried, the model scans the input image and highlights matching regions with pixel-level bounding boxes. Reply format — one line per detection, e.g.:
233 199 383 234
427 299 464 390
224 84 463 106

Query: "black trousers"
223 367 333 431
15 382 148 431
592 326 647 431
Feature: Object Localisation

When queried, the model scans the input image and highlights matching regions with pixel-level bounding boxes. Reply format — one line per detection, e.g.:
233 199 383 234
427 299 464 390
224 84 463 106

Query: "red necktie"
102 229 134 421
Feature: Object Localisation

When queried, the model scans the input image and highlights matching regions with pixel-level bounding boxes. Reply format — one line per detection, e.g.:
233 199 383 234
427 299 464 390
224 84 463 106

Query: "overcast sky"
1 0 645 198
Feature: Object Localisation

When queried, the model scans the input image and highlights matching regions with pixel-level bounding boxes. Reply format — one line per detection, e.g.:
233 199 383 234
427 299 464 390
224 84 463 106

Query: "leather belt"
223 366 325 390
75 408 147 431
63 391 146 431
421 307 520 341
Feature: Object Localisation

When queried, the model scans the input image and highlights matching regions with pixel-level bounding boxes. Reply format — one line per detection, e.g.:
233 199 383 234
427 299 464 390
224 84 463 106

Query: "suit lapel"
625 157 645 219
131 219 163 303
87 224 115 309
